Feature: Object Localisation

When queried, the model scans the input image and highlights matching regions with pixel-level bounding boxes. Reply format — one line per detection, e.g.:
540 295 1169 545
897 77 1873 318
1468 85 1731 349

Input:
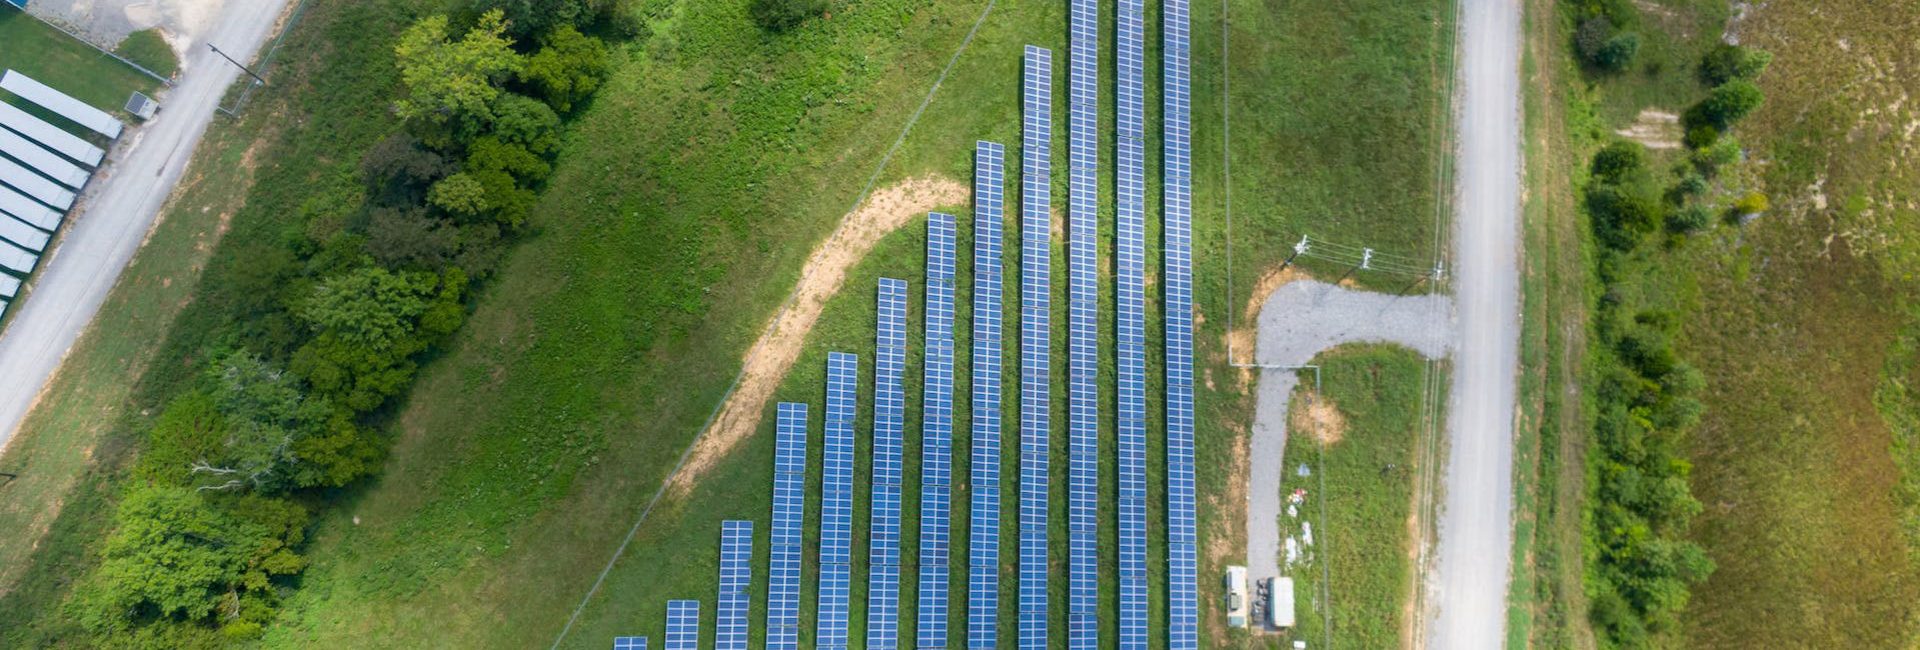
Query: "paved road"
0 0 292 450
1246 280 1453 600
1426 0 1523 647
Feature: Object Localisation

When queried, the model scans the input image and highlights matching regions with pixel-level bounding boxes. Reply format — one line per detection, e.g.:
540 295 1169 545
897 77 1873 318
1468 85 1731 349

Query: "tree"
752 0 827 32
521 25 609 113
297 267 438 353
466 0 622 38
1594 31 1639 72
392 11 525 143
367 207 460 270
187 352 331 493
1591 140 1647 183
490 92 563 154
361 133 452 206
71 486 307 633
1574 17 1636 73
466 136 550 182
1587 184 1661 249
290 268 463 412
1699 44 1772 86
429 172 492 217
1686 79 1764 130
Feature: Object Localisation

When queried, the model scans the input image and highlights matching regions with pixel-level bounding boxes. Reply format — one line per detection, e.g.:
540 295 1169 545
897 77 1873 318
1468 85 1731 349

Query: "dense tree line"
68 3 625 643
1576 35 1775 649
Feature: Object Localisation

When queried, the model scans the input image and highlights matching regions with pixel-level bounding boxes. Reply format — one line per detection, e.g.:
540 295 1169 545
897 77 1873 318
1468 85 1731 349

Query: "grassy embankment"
1278 346 1440 649
1505 0 1595 647
0 7 158 113
1517 0 1920 647
114 28 180 79
0 0 420 643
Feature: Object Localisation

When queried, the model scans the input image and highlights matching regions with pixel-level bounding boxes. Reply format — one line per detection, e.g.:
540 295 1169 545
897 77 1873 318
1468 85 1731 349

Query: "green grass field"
1515 0 1920 647
113 28 179 79
1278 346 1434 649
0 0 1455 646
0 7 157 116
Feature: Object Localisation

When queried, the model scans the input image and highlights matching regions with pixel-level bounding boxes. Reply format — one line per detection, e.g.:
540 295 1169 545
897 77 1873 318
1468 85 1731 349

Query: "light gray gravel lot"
1246 280 1454 601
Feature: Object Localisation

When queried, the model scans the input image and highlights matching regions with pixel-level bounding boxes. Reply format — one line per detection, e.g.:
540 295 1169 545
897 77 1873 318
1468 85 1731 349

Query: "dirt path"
668 176 967 494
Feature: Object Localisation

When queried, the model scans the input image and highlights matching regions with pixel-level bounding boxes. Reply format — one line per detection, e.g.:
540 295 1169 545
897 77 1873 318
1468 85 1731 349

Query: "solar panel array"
665 600 700 650
917 212 958 649
612 636 648 650
1163 0 1200 646
1115 0 1150 646
868 278 909 650
767 403 808 650
1017 44 1053 650
966 141 1007 650
716 520 754 650
1066 1 1101 647
819 352 858 650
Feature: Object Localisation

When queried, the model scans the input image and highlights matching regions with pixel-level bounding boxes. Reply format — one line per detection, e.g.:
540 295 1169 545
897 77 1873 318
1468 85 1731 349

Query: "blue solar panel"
767 403 808 650
665 600 700 650
1018 44 1052 650
716 520 754 650
967 141 1006 650
1116 1 1150 648
1067 1 1100 647
613 636 648 650
1163 0 1198 647
819 352 858 650
918 212 957 649
869 279 908 650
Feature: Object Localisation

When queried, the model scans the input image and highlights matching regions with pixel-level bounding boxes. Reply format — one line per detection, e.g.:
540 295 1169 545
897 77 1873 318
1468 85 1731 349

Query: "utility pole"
1336 247 1372 285
1278 236 1309 272
208 42 266 86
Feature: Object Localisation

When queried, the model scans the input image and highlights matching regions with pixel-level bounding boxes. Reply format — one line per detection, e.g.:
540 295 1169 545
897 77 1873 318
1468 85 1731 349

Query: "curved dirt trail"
669 176 967 494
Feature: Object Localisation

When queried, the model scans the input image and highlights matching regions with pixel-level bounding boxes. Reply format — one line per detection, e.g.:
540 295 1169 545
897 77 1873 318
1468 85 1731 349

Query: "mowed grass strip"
1276 345 1432 649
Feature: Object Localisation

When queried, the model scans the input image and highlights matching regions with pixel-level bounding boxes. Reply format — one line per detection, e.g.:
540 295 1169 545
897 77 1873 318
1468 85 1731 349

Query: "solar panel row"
716 520 754 650
1066 0 1101 647
818 352 858 650
869 278 909 650
1115 0 1151 647
1163 0 1200 647
613 636 648 650
1018 44 1053 650
917 212 957 649
767 403 808 650
664 600 700 650
966 141 1007 650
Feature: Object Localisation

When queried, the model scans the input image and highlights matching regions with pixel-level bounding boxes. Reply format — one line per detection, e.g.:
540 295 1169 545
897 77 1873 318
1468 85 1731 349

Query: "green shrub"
1699 44 1772 86
1683 124 1718 149
1588 183 1662 249
1686 79 1764 130
1667 204 1712 234
1690 135 1741 172
1591 140 1648 182
1732 191 1769 217
751 0 827 32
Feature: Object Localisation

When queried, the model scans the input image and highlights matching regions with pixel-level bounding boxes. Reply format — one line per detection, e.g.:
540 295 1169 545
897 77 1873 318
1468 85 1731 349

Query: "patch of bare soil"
1289 389 1347 445
1227 265 1311 382
670 176 969 494
1616 109 1683 150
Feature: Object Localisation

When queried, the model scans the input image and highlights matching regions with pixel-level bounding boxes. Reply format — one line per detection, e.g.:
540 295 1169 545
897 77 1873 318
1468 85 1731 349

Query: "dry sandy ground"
27 0 228 53
668 176 968 494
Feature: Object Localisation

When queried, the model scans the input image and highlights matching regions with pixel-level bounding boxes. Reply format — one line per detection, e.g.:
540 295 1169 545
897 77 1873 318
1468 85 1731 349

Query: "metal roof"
1 70 123 138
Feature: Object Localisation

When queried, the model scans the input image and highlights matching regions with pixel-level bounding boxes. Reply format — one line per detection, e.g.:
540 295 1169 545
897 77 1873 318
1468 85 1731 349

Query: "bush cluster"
68 3 625 641
1569 0 1641 73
